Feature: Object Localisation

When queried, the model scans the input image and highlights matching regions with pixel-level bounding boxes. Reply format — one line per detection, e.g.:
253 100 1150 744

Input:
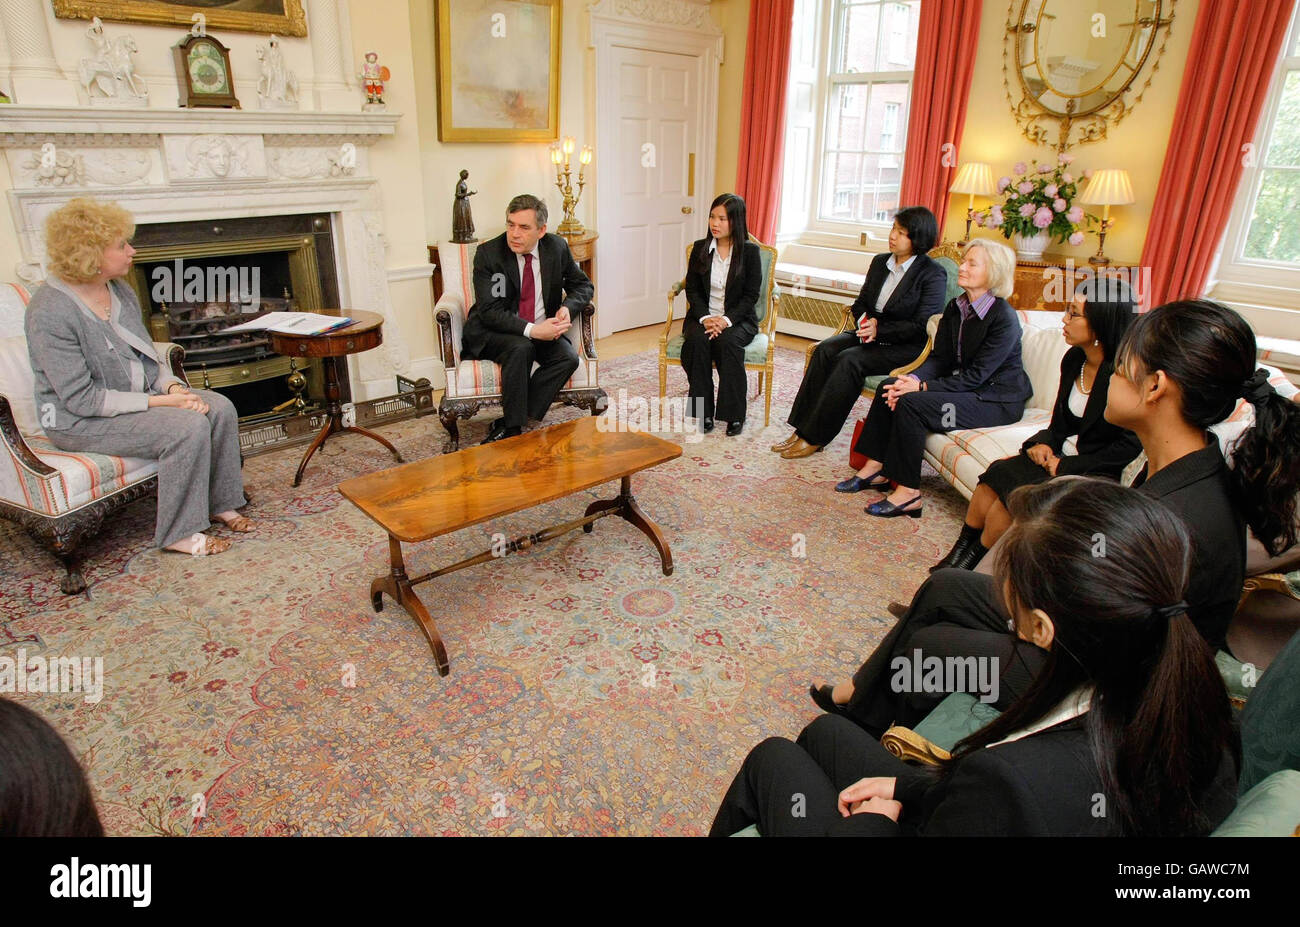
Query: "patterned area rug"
0 346 968 835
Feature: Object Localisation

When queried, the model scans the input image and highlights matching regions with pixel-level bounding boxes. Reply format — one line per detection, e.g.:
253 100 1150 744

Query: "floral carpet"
0 346 970 836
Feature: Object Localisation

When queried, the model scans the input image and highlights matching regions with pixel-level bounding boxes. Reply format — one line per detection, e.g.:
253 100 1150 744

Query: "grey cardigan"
25 277 182 434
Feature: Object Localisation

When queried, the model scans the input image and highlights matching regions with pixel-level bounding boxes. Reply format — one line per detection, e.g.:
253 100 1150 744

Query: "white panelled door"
600 46 704 335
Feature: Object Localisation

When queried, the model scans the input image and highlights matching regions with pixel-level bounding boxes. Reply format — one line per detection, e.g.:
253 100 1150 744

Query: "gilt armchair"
432 241 606 452
660 234 779 427
0 282 187 594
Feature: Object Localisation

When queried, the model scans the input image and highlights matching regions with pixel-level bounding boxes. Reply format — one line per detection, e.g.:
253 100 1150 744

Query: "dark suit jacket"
1022 347 1142 478
825 718 1237 837
461 232 593 359
910 296 1033 403
684 237 762 340
1133 441 1246 652
848 252 949 349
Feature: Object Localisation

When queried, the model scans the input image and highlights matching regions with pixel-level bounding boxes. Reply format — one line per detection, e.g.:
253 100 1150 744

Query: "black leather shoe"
931 523 983 573
809 684 848 716
701 417 715 434
480 422 522 444
865 495 923 518
835 473 891 493
887 601 908 619
725 420 744 436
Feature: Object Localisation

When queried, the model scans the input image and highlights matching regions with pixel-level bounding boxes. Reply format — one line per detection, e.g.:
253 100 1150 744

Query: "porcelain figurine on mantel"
359 52 390 111
78 17 149 107
256 35 299 111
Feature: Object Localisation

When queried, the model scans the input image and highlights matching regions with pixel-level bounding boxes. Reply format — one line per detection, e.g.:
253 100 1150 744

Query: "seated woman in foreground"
838 238 1032 519
25 197 252 556
809 299 1300 728
931 276 1141 571
712 480 1239 837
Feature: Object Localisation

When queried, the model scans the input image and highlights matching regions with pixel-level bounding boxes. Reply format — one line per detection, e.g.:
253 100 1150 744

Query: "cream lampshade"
949 162 996 245
1078 169 1135 266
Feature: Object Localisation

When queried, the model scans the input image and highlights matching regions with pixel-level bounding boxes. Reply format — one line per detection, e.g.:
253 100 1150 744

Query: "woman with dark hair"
931 277 1141 571
809 298 1300 725
0 698 104 836
679 193 763 436
713 479 1239 837
773 206 948 458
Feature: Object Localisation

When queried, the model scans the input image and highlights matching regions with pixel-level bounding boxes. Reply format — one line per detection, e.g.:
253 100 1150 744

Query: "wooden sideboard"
427 229 599 304
1011 253 1139 313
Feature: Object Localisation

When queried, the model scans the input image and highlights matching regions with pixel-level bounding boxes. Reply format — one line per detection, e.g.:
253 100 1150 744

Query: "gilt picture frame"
435 0 560 143
52 1 308 38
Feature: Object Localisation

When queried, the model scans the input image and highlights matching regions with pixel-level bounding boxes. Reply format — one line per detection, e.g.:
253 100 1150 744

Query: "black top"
847 252 949 349
684 237 763 337
911 297 1034 404
1022 347 1143 478
462 232 593 359
825 717 1237 837
1132 441 1246 652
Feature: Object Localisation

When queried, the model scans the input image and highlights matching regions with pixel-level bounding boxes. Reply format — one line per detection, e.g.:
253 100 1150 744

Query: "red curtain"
735 0 795 244
898 0 983 223
1140 0 1297 308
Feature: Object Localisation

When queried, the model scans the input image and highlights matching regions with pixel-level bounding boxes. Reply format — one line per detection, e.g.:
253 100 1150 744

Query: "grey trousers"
43 389 246 548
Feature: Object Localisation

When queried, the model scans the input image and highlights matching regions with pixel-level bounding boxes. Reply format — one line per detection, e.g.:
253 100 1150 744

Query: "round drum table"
270 309 403 487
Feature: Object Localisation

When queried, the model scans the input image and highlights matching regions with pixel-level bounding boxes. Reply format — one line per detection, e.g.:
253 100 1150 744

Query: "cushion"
1238 628 1300 794
0 333 43 437
1019 325 1070 412
1 434 156 515
913 691 1001 752
1215 650 1254 705
1211 770 1300 837
447 353 597 400
933 256 963 306
730 824 761 837
753 239 773 327
664 332 770 366
1257 335 1300 373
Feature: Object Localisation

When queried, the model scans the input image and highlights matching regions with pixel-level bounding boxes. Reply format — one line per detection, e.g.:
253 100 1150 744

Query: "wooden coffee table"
338 416 683 676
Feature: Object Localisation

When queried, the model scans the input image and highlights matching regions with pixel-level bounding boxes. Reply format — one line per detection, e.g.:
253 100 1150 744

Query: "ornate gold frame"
1002 0 1175 151
52 1 307 38
435 0 561 143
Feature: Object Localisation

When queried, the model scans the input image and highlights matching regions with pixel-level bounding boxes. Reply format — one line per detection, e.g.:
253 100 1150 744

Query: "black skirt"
978 450 1053 504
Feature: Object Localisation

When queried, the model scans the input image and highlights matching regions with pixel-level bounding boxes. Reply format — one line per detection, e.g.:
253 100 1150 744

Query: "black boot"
931 523 984 573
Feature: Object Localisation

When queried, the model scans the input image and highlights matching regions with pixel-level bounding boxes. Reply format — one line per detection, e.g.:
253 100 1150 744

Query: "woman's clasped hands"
837 776 902 821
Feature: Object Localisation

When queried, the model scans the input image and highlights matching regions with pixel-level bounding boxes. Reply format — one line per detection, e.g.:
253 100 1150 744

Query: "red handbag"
849 417 868 470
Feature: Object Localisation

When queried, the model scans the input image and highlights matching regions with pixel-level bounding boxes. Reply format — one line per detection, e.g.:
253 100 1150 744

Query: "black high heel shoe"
865 495 923 518
808 684 847 715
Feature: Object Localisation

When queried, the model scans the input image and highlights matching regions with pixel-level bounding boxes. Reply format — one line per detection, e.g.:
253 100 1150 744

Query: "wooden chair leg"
764 368 773 426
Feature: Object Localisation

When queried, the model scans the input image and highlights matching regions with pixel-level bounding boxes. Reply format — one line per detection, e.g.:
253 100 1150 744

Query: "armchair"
432 241 607 452
0 282 188 594
659 234 779 427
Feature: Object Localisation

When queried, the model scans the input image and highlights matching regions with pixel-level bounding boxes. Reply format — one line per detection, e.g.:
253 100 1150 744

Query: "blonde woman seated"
25 198 251 556
838 239 1032 519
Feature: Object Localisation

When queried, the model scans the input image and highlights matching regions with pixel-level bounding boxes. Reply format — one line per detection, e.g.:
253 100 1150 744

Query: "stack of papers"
223 312 355 335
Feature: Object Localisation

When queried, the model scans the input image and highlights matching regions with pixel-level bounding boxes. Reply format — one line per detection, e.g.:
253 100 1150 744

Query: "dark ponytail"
1116 299 1300 555
945 478 1237 836
0 698 104 836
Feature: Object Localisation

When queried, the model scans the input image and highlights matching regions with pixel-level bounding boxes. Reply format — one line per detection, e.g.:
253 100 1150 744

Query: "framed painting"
435 0 560 143
52 1 308 38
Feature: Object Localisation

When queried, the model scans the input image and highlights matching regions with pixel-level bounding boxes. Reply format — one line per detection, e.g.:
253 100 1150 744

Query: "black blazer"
1133 441 1247 652
1022 348 1142 478
825 717 1237 837
684 237 762 339
461 232 593 359
849 252 949 348
910 296 1033 404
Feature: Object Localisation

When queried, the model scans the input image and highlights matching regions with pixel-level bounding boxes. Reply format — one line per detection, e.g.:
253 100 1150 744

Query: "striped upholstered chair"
431 242 607 452
0 282 187 593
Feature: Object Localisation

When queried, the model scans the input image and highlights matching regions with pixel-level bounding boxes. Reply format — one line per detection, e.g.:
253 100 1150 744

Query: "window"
778 0 921 246
1212 6 1300 331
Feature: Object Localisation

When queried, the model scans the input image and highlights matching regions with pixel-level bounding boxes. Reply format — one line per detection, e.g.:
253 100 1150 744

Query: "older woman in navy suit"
25 198 251 557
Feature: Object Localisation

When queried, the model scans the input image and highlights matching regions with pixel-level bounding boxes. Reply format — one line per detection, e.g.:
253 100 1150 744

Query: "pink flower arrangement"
973 157 1096 245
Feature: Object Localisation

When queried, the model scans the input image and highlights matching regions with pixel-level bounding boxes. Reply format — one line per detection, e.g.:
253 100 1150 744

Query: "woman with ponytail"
713 480 1239 837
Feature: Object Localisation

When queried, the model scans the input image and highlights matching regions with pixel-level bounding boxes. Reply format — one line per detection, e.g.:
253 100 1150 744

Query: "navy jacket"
849 252 949 349
910 296 1033 403
684 237 762 340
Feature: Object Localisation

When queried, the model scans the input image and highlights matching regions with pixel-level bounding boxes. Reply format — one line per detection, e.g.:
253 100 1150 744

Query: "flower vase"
1011 231 1050 262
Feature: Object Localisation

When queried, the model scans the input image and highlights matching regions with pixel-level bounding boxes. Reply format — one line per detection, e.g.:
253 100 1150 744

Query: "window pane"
838 2 880 73
868 82 909 151
878 1 919 71
860 152 903 222
1263 71 1300 167
825 84 869 149
1243 168 1300 263
823 152 863 220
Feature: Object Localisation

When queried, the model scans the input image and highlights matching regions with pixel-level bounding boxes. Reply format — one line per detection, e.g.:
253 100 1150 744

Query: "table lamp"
1078 169 1135 266
948 162 996 246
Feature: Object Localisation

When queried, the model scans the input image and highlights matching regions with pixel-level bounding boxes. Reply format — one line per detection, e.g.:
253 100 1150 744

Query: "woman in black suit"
838 239 1032 518
679 193 763 436
773 206 948 458
932 278 1141 571
713 479 1239 837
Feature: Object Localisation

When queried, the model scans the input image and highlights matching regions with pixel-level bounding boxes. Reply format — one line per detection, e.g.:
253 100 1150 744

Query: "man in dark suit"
461 194 594 443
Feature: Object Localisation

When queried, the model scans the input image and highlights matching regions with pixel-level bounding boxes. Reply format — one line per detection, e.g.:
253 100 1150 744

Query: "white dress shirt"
517 244 544 339
874 254 915 313
706 237 734 328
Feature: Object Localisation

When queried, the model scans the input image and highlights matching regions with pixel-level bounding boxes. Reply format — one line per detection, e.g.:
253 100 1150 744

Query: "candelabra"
550 136 592 236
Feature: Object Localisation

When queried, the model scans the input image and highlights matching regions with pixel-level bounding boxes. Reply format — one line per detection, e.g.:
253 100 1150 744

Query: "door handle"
681 206 693 214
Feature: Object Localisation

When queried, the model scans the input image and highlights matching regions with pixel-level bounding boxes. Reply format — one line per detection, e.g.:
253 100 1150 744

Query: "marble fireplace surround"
0 105 413 400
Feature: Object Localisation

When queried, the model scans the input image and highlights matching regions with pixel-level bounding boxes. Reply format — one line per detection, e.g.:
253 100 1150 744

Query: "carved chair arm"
579 303 597 359
0 394 56 477
154 341 188 385
434 308 457 369
880 724 951 766
661 284 686 348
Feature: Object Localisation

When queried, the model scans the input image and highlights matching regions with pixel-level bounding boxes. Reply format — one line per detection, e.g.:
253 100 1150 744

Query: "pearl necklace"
1078 363 1095 395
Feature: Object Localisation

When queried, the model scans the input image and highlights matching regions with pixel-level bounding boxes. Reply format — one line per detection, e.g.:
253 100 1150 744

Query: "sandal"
163 533 232 556
213 513 254 533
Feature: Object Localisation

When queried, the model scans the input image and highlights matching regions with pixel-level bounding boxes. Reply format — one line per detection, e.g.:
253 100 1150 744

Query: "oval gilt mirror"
1003 0 1176 151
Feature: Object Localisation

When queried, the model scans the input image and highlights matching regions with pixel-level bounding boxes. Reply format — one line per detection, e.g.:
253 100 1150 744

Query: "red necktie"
518 253 536 323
